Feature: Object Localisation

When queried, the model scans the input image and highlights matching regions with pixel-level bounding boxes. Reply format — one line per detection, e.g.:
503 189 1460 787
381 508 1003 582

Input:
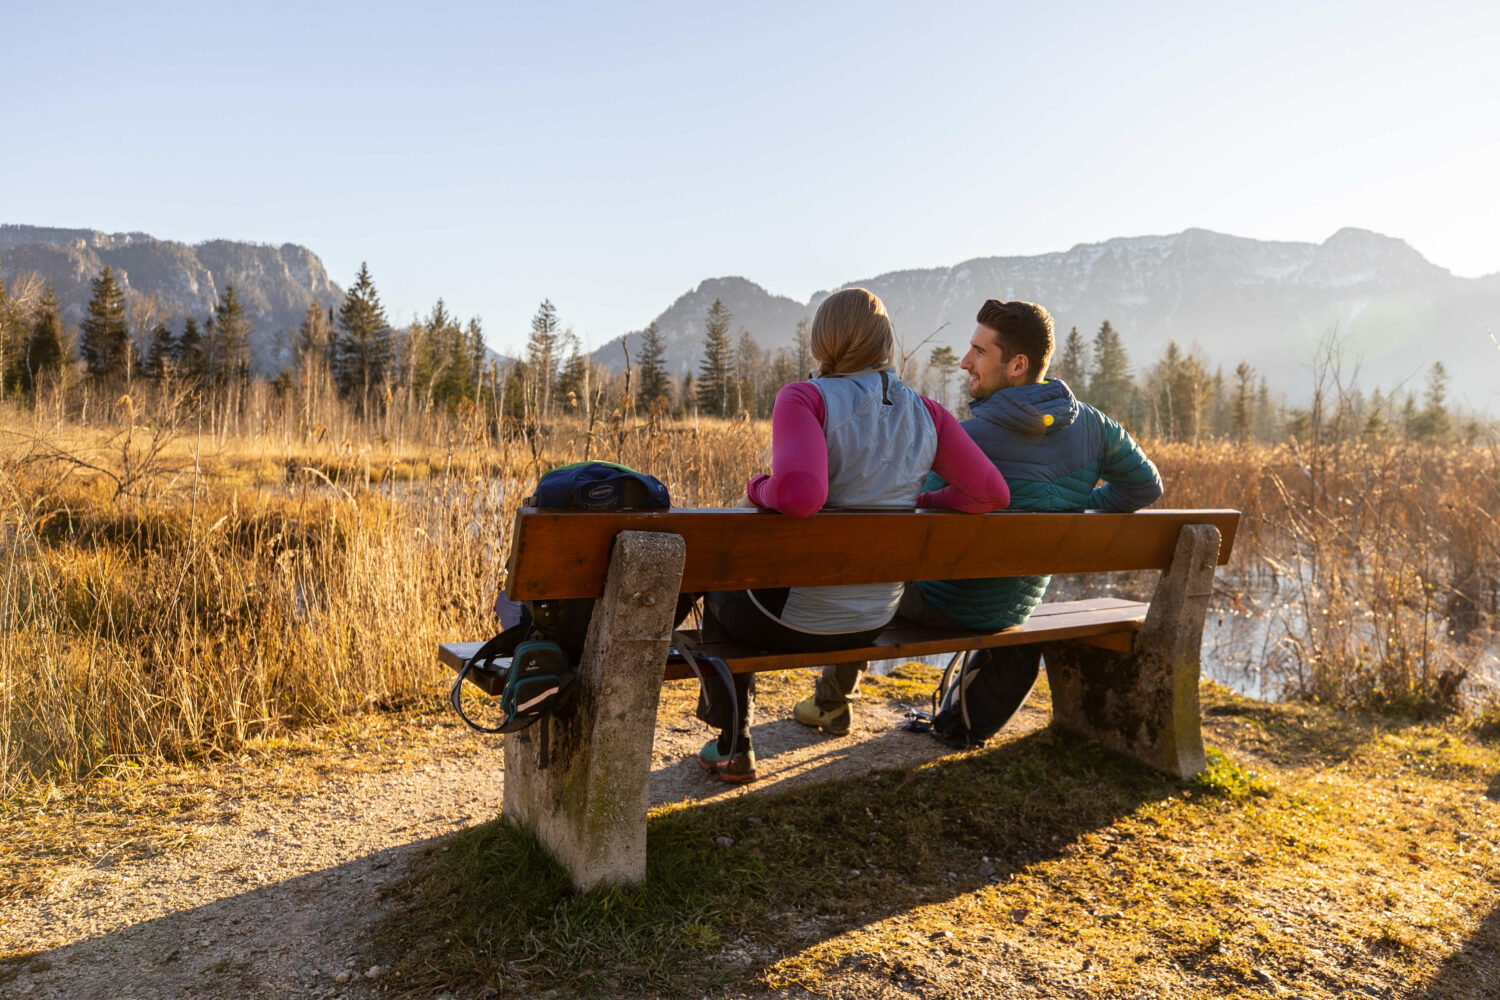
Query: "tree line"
0 262 1480 445
0 262 488 420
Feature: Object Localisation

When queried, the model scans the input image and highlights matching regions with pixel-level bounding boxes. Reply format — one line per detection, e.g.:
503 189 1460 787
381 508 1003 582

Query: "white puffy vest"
777 370 938 633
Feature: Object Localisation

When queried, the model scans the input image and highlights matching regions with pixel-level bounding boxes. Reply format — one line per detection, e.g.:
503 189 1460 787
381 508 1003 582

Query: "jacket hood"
969 378 1079 435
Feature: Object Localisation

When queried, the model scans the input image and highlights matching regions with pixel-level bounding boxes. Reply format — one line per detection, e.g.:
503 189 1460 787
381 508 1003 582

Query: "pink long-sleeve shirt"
744 381 1010 517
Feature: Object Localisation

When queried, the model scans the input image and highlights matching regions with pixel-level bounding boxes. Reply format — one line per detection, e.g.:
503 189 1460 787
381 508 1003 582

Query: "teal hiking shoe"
793 696 852 736
698 739 757 783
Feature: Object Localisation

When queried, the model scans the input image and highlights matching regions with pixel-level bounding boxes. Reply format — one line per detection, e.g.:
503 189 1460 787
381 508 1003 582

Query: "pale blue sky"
4 0 1497 355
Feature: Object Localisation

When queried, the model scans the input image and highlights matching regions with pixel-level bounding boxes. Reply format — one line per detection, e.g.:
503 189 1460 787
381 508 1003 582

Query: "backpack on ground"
903 645 1044 748
449 462 678 735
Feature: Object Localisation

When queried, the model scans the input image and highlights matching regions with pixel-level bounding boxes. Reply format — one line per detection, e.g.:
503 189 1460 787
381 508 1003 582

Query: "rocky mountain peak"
0 224 343 376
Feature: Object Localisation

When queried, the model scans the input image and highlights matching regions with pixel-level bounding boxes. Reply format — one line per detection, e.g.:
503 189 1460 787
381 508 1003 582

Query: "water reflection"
867 570 1500 704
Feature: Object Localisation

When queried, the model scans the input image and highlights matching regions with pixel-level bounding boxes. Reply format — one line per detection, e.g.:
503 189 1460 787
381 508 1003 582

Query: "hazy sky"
4 0 1497 355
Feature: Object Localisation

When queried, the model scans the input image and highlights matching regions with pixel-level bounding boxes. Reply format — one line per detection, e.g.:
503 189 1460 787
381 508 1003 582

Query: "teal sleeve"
1087 414 1163 511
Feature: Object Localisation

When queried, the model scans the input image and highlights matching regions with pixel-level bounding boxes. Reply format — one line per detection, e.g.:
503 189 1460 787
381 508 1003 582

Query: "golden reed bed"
2 388 1496 796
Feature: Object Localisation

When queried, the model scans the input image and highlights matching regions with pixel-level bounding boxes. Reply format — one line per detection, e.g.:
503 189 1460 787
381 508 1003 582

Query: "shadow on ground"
381 723 1175 998
1416 900 1500 999
0 837 445 1000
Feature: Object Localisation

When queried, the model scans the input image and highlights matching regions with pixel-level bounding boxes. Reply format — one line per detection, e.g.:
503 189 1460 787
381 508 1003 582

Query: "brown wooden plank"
1071 632 1135 654
439 599 1148 681
440 641 484 673
504 508 1239 600
663 602 1147 677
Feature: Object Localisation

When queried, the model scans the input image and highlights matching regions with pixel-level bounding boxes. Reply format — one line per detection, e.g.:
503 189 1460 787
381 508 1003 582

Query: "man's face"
960 324 1028 399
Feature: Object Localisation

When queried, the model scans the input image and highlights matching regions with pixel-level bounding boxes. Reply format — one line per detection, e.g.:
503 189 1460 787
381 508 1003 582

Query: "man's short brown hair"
976 300 1054 382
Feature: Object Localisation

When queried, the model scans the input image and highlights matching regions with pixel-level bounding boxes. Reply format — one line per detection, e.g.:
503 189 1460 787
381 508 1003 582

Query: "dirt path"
2 676 982 999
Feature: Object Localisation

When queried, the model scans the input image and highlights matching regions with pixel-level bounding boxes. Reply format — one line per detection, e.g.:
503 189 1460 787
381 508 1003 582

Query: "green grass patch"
1191 748 1273 801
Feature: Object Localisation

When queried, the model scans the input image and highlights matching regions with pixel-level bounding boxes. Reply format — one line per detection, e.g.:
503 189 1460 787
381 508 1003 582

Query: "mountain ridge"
4 223 1495 410
595 227 1499 411
0 224 343 376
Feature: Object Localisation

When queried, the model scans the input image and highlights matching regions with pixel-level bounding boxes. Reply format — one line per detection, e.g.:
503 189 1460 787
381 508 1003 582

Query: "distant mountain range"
5 223 1497 411
595 228 1500 413
0 224 342 376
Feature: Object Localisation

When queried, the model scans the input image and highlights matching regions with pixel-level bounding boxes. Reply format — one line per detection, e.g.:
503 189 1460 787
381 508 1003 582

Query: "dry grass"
0 394 769 796
3 388 1498 799
1153 439 1500 711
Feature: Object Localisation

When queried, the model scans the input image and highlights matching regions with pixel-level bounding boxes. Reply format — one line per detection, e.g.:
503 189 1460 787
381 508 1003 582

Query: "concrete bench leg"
502 529 686 889
1043 524 1220 779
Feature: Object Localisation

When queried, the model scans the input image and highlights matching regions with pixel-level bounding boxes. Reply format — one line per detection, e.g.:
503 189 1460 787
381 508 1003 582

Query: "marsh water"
867 569 1500 705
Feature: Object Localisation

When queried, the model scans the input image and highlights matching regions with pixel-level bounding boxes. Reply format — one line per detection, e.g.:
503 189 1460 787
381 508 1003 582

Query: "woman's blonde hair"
809 287 894 377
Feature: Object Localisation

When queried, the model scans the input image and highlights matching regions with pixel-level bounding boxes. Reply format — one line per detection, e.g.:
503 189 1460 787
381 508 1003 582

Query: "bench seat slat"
438 598 1147 682
664 600 1147 676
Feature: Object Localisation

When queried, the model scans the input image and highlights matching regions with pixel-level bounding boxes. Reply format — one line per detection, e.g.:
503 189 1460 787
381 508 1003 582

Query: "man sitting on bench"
793 299 1164 744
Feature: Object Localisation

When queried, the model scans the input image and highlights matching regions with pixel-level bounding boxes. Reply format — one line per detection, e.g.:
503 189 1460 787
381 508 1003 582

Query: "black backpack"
449 462 678 735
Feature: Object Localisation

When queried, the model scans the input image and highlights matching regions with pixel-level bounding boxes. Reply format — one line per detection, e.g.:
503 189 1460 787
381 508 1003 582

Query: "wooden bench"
439 507 1240 888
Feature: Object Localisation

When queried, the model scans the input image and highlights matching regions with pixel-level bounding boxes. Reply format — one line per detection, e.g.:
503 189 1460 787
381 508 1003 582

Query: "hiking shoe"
699 739 757 783
793 696 852 736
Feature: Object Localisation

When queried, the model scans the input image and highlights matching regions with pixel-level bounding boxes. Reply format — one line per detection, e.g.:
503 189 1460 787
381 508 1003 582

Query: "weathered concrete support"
1043 524 1220 779
502 530 685 889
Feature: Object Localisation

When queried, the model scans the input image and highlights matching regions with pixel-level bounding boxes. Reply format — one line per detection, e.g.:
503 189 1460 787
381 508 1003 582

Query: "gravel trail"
2 682 970 1000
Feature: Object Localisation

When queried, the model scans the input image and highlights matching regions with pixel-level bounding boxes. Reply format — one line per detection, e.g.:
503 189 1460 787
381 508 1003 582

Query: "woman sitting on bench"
696 287 1011 782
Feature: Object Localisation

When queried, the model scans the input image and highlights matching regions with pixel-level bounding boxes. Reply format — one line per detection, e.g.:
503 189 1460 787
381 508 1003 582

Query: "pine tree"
735 329 763 416
768 349 797 406
1055 326 1089 395
1088 320 1134 419
204 284 252 383
1400 393 1420 437
524 299 561 419
0 275 21 397
293 302 333 414
501 361 527 419
295 302 332 376
405 298 477 411
697 299 734 417
1255 377 1274 440
1149 341 1211 441
1363 388 1390 440
1410 361 1453 441
144 323 175 378
1150 341 1182 438
635 322 670 412
464 318 486 403
1172 348 1211 442
792 317 812 380
1231 362 1255 442
176 316 206 380
79 265 131 379
402 299 443 409
22 285 69 394
1209 366 1228 438
927 345 959 411
332 263 395 409
436 304 477 407
556 330 589 413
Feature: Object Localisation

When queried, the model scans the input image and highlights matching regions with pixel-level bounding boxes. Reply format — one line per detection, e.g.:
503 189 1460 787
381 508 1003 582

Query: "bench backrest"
504 508 1241 600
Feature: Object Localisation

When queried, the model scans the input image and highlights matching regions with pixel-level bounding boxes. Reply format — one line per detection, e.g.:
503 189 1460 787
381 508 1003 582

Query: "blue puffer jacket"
916 378 1163 630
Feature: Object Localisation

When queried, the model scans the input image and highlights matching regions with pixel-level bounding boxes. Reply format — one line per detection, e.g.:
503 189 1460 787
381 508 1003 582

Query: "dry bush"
1154 437 1500 712
0 392 769 795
